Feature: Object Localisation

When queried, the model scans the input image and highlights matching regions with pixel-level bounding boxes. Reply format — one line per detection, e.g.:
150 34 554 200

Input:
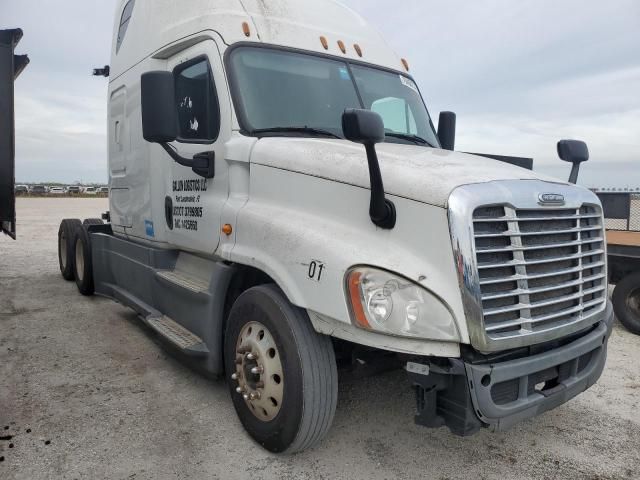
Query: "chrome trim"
448 180 608 353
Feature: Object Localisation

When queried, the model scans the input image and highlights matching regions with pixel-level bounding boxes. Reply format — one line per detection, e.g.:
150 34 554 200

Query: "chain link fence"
599 193 640 232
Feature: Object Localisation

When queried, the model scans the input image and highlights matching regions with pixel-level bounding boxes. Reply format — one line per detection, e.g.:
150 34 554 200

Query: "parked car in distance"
83 187 97 195
97 187 109 195
29 185 47 195
49 187 66 195
15 185 28 195
67 186 81 194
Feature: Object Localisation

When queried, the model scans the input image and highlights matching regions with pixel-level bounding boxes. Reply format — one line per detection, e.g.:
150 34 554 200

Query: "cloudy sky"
3 0 639 187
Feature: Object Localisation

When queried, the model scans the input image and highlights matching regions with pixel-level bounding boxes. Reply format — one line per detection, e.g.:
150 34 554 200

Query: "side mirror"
437 111 456 151
557 139 589 184
342 108 385 144
342 109 395 229
141 71 177 143
140 71 214 179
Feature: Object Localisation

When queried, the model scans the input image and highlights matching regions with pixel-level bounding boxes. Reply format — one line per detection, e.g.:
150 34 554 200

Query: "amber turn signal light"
222 224 233 236
347 271 370 329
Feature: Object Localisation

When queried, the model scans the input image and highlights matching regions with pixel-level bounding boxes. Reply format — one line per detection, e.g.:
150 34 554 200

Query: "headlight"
346 267 459 341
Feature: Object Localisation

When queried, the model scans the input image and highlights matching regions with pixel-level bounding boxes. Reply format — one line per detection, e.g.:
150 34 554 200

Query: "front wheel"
613 272 640 335
224 285 338 453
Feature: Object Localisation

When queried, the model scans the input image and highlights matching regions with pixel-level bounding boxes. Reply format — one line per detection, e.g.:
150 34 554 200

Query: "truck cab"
57 0 613 453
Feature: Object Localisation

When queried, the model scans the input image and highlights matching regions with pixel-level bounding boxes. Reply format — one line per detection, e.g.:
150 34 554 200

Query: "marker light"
337 40 346 54
401 58 410 71
320 36 329 50
346 267 459 341
242 22 251 37
354 44 363 57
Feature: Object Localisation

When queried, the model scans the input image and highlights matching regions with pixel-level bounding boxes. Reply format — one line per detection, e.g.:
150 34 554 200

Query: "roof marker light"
320 36 329 50
401 58 410 71
354 44 363 57
242 22 251 37
337 40 346 54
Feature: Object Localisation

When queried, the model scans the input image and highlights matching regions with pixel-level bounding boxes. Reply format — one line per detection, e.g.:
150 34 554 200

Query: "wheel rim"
75 238 84 282
232 321 284 421
60 231 67 269
626 286 640 319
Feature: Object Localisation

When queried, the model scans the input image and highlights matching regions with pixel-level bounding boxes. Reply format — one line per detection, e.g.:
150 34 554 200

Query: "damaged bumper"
408 301 614 436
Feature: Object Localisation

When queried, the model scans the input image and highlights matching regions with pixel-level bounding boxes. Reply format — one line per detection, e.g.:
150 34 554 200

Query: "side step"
156 270 210 294
147 315 209 357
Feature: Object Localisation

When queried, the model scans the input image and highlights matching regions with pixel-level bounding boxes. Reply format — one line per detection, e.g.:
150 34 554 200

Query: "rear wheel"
73 225 95 296
58 219 82 280
224 285 338 453
613 272 640 335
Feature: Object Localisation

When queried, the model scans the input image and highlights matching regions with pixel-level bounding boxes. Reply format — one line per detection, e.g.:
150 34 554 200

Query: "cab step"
146 315 209 357
155 270 210 295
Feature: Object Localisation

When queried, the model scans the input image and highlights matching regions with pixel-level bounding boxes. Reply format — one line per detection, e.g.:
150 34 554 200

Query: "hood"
249 138 567 207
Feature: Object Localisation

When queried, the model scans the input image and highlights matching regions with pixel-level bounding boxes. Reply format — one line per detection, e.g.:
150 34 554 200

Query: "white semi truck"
57 0 613 453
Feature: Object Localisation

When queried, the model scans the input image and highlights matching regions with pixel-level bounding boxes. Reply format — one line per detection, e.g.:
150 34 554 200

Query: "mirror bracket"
159 143 215 179
342 109 396 230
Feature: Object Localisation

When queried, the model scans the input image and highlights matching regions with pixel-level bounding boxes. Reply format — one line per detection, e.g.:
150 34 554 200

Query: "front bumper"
408 301 614 435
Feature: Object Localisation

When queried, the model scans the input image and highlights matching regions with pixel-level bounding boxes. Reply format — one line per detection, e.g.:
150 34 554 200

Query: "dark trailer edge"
0 28 29 239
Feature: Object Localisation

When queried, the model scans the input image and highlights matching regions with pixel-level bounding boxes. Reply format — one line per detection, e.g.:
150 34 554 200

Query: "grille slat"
478 249 605 269
473 213 601 223
474 225 601 238
483 285 606 317
477 237 604 254
479 262 605 286
481 272 606 301
473 205 606 339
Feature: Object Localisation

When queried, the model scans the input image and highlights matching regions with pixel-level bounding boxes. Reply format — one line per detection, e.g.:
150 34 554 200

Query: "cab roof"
111 0 408 79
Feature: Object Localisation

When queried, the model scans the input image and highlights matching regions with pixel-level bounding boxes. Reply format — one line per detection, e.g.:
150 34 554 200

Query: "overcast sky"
3 0 639 187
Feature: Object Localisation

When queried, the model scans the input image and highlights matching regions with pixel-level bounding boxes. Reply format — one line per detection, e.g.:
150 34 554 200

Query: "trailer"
0 29 29 239
598 192 640 334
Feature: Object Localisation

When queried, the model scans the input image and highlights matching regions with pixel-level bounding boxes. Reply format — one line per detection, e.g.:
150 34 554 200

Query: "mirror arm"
568 163 581 184
159 143 215 179
160 142 193 167
364 143 396 229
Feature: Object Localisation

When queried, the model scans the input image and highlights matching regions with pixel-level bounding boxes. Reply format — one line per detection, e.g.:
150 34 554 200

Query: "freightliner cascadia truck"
57 0 613 453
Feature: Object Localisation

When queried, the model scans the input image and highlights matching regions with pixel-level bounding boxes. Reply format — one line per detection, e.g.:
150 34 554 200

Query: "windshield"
228 46 439 147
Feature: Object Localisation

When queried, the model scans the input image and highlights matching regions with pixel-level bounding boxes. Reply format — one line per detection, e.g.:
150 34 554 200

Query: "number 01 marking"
308 261 325 282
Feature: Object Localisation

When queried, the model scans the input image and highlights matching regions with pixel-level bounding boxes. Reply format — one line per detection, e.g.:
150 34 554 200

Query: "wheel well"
223 265 276 325
609 256 640 284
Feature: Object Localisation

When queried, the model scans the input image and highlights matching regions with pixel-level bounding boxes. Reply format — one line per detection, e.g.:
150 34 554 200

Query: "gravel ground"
1 198 639 480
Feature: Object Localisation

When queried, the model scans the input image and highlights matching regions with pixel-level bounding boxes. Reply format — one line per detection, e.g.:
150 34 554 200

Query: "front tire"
224 285 338 453
613 272 640 335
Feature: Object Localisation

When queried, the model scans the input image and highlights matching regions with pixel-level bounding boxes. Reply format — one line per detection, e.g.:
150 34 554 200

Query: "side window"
371 97 417 135
174 58 220 143
116 0 135 53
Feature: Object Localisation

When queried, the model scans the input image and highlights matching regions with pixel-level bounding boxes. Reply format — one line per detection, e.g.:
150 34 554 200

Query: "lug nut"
243 394 249 400
250 392 261 400
246 353 257 360
236 387 242 394
231 373 238 381
250 366 263 375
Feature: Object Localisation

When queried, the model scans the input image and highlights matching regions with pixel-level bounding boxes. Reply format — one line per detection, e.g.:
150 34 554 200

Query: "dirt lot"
1 198 639 480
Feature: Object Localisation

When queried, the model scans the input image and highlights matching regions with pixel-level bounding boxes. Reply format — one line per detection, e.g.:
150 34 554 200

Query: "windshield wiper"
384 132 434 147
250 126 342 139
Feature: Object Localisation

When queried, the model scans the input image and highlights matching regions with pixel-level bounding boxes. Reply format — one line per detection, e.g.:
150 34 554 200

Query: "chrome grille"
472 205 606 339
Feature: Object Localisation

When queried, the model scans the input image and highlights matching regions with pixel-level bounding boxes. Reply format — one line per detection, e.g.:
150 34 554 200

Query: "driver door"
164 39 231 255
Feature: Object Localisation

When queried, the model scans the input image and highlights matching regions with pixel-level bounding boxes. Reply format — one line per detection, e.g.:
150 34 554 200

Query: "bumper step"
147 315 209 357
